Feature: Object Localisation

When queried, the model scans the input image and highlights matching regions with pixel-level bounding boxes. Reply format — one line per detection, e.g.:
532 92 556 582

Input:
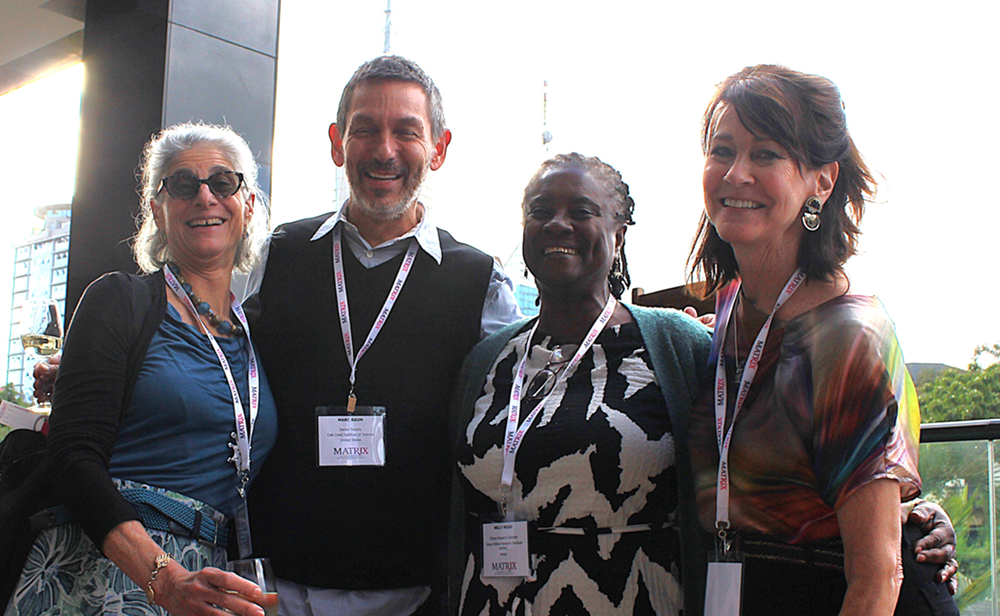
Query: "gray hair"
133 122 270 274
336 55 446 140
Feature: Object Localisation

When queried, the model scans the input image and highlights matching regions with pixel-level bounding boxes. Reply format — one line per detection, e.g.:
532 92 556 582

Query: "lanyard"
163 266 260 498
713 269 805 536
332 226 419 409
498 295 617 517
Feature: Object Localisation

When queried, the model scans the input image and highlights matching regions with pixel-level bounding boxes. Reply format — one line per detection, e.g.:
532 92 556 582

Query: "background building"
6 204 70 395
502 244 538 318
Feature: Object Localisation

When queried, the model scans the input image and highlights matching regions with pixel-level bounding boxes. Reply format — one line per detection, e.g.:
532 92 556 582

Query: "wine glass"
19 299 63 413
227 557 278 616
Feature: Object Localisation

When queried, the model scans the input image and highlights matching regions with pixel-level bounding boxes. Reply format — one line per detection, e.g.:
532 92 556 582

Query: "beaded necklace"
166 263 244 336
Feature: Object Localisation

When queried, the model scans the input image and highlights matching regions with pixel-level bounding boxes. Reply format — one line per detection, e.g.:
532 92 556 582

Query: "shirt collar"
310 202 442 264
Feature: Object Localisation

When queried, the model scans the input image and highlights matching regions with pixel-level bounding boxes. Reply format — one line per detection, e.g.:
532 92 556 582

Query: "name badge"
481 520 530 578
0 401 48 433
705 561 743 616
316 406 386 466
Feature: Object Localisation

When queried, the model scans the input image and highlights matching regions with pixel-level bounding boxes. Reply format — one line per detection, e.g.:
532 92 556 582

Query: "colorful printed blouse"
690 282 922 543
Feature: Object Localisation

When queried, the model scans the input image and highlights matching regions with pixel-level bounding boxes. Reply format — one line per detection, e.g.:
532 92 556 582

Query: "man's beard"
347 158 429 220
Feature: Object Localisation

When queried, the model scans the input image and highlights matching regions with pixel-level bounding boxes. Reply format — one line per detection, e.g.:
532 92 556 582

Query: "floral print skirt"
3 479 227 616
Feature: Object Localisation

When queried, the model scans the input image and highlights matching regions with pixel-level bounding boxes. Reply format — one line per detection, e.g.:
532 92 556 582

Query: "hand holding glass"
19 299 63 412
227 558 278 616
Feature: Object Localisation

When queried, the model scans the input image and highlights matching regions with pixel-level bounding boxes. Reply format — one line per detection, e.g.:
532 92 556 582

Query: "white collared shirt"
242 204 522 339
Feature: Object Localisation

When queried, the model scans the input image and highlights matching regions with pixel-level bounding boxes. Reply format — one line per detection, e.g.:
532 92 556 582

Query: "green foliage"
0 383 30 441
917 344 1000 423
918 440 993 610
0 382 29 406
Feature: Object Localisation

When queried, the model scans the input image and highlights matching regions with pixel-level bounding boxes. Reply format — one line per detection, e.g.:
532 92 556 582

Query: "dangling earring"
610 251 624 279
802 197 822 232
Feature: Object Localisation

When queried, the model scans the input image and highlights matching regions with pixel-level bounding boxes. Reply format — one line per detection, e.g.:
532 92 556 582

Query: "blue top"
109 303 279 517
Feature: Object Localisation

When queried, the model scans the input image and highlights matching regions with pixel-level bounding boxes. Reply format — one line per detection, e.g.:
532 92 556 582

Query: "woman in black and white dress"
452 153 712 616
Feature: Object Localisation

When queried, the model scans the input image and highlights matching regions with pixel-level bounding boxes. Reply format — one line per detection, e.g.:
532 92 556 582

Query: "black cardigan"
47 270 167 546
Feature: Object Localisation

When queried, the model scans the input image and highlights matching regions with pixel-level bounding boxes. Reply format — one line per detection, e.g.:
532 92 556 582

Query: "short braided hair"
523 153 636 299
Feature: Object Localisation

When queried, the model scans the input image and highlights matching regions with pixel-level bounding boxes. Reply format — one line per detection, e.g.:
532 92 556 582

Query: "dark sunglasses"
158 171 245 200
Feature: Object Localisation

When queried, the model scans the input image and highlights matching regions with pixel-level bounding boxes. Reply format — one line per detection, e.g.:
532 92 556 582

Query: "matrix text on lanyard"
713 269 805 540
332 226 419 406
498 295 618 518
163 266 260 498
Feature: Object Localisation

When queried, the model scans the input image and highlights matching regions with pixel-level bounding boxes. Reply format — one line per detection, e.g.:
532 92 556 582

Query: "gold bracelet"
145 552 172 605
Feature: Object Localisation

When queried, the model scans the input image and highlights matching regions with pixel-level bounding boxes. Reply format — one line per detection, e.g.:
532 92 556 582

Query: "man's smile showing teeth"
188 218 225 228
723 198 764 210
544 247 578 255
366 172 402 180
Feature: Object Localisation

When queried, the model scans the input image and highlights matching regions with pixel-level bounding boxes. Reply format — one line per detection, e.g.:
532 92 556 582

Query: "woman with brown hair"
688 65 958 615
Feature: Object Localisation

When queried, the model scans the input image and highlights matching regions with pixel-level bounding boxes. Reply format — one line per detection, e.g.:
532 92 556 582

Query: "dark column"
66 0 279 320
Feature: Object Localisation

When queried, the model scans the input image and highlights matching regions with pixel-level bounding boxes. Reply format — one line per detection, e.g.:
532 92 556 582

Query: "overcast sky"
269 0 999 368
1 1 997 369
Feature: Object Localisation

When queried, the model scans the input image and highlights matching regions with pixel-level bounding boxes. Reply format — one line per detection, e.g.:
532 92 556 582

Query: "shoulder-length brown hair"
688 65 875 295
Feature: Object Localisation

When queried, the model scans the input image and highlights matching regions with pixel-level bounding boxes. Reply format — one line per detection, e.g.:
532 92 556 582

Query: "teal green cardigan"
449 303 714 616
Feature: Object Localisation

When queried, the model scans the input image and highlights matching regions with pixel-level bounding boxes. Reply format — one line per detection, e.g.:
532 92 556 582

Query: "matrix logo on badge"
318 413 386 466
332 447 369 456
482 520 530 578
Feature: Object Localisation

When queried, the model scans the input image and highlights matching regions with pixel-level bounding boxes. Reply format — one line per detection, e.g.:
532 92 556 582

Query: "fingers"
946 567 959 595
934 558 959 595
32 360 58 403
934 558 958 582
204 569 263 601
159 567 264 616
908 501 957 567
682 306 716 328
913 531 955 564
209 586 265 616
905 506 932 529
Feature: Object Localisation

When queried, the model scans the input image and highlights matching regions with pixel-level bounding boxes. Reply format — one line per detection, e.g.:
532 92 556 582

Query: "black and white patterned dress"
456 322 683 616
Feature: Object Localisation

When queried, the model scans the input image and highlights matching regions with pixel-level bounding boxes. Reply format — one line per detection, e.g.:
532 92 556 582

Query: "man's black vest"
247 212 493 589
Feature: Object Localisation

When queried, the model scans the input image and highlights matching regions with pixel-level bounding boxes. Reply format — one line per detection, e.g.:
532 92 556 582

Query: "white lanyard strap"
332 226 419 393
163 266 260 497
713 269 805 530
499 295 618 513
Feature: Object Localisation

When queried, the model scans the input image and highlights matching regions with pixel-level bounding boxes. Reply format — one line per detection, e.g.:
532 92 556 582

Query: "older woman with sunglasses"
5 123 278 616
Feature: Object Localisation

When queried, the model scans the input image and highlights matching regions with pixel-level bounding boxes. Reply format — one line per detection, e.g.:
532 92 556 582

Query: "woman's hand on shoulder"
152 562 265 616
906 500 959 594
683 306 716 329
